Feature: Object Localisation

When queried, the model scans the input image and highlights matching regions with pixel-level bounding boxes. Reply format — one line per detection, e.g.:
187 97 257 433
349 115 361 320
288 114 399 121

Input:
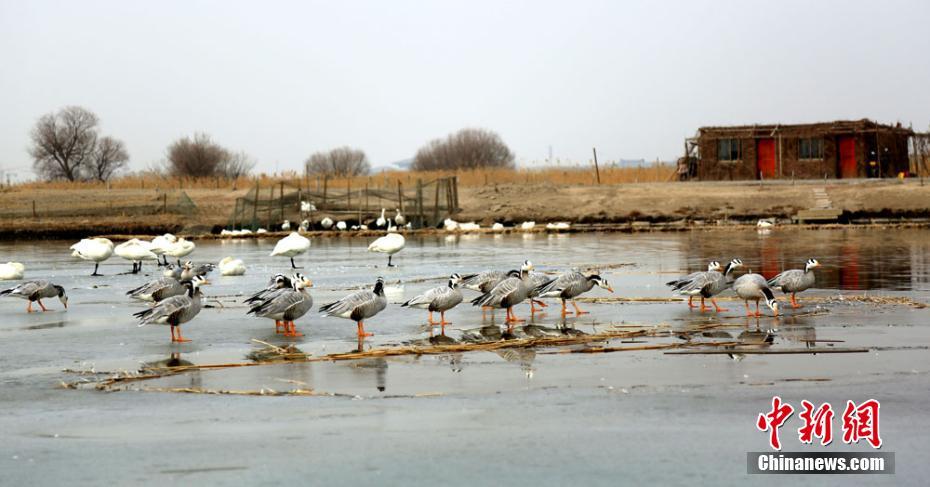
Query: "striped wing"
768 269 803 289
136 294 193 326
320 289 376 318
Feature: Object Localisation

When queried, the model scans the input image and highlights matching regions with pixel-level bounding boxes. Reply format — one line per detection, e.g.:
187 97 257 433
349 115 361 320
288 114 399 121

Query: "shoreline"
3 218 930 241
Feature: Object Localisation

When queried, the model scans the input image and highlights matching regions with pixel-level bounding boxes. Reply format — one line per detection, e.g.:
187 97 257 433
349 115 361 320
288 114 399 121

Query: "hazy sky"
2 0 929 179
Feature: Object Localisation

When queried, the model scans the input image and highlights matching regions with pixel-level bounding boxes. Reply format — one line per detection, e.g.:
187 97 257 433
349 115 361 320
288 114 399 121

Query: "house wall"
695 126 911 180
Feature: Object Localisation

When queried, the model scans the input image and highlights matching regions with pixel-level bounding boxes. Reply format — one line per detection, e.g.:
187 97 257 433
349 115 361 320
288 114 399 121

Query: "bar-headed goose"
666 260 720 308
669 259 743 312
127 274 186 303
767 258 821 308
1 280 68 312
134 275 210 342
732 272 779 317
70 237 114 276
271 232 311 269
319 277 387 338
471 260 535 326
244 274 293 307
248 273 314 337
180 261 215 281
402 273 464 335
534 271 613 317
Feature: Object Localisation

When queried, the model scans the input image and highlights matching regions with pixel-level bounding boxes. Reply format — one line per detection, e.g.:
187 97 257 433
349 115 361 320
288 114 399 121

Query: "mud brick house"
686 119 913 180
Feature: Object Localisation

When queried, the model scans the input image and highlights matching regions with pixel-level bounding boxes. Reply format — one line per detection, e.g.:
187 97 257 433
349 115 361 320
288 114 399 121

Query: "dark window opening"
799 137 824 160
717 139 741 161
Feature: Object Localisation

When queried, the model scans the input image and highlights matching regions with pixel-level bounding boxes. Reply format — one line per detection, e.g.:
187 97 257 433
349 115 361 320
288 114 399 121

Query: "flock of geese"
0 224 821 344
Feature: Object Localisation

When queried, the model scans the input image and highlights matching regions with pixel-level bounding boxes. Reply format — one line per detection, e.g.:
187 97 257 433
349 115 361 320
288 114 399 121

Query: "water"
0 228 928 486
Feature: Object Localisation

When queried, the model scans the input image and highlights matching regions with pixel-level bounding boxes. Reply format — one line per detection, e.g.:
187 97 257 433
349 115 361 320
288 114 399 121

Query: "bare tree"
305 146 370 177
412 128 514 171
88 136 129 182
219 150 256 179
166 133 231 178
29 106 100 181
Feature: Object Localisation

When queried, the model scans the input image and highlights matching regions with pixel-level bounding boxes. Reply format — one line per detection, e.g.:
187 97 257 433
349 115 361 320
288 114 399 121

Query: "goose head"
449 273 463 288
760 286 779 316
520 260 534 273
291 272 313 290
724 258 744 275
805 258 821 272
707 260 722 272
54 285 68 309
588 274 614 293
373 276 385 296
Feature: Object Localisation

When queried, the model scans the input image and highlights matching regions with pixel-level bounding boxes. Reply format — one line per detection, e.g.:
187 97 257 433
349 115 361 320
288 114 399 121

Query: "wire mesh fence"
0 190 199 219
227 176 460 230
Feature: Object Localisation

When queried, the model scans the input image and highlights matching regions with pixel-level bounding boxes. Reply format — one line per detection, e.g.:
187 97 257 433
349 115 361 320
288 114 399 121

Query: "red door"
838 136 857 178
756 139 776 179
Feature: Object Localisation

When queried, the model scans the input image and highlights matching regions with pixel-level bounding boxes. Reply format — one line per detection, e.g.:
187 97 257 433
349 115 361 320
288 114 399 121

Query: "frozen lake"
1 228 928 485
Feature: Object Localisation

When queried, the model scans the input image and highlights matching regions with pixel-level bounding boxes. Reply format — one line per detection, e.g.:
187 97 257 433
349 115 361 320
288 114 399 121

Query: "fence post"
279 181 285 223
592 147 601 184
32 200 37 219
416 179 423 228
347 178 351 209
397 181 404 213
163 193 167 213
251 183 259 230
267 184 276 230
452 176 459 212
322 176 328 209
365 183 369 212
433 179 441 224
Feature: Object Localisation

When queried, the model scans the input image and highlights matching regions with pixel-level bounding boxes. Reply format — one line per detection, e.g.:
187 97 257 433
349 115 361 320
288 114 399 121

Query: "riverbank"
2 178 929 239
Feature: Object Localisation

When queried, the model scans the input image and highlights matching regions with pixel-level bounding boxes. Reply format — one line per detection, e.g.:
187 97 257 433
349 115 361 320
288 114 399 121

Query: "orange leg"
174 326 191 342
561 299 570 317
37 299 49 312
506 307 525 323
286 321 303 337
275 320 284 334
571 301 589 316
790 293 801 309
427 311 438 325
170 325 176 342
744 301 753 317
754 300 763 317
357 321 373 338
439 311 452 335
699 296 708 313
711 298 728 312
687 296 696 309
27 301 33 313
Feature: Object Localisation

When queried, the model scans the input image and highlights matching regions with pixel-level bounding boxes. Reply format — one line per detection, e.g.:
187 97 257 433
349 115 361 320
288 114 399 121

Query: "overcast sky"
1 0 929 178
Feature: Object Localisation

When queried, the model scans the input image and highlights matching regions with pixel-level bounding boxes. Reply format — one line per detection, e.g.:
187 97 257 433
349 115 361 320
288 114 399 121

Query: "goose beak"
304 279 314 288
607 286 614 293
201 279 212 285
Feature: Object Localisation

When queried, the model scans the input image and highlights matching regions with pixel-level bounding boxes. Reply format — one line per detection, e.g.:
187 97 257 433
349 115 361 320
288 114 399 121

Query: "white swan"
281 220 291 231
300 219 310 232
0 262 25 280
458 222 481 232
757 219 775 228
70 237 114 276
165 237 195 265
546 222 571 230
300 201 314 213
256 228 268 234
443 218 459 231
394 209 406 226
376 208 387 228
271 232 311 268
335 221 347 231
218 256 246 276
520 221 536 231
321 217 334 229
115 239 158 274
492 222 505 232
368 222 406 266
149 233 177 266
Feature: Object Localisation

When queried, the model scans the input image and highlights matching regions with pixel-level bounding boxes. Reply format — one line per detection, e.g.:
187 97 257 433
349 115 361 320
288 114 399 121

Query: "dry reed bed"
61 318 869 396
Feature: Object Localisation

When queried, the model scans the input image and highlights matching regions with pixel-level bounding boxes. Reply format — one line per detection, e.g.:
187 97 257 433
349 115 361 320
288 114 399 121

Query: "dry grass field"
3 166 930 238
